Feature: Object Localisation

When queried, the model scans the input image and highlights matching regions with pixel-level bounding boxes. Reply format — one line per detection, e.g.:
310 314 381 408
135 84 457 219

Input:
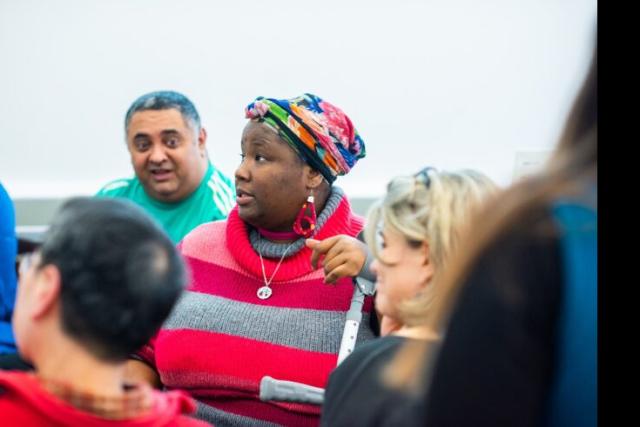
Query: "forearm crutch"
259 277 375 405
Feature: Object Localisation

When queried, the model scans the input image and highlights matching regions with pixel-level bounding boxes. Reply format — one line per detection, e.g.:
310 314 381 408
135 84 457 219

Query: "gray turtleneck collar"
248 186 345 259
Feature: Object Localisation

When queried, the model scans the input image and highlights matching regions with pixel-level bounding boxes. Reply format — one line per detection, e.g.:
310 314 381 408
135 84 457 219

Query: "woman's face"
371 225 431 322
235 120 312 231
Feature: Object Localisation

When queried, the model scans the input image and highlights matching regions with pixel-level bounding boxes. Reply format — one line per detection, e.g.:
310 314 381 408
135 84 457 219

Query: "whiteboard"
0 0 597 198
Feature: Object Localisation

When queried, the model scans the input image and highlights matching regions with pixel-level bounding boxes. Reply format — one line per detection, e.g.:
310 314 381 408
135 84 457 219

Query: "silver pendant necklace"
257 239 295 300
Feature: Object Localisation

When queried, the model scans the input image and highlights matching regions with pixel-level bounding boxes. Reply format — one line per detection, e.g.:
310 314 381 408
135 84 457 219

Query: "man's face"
127 109 207 203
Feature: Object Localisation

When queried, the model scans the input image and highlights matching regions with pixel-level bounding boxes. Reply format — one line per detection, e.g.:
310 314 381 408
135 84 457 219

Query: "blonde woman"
316 167 497 426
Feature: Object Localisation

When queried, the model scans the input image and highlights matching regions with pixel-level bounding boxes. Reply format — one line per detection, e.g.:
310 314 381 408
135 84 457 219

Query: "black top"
419 206 564 427
321 335 422 427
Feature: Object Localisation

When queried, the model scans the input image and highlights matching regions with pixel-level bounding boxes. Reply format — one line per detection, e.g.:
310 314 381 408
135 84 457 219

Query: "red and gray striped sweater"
137 192 375 426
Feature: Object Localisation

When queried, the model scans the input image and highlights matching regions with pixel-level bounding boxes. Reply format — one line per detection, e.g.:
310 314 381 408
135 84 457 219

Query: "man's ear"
31 265 62 319
198 127 208 156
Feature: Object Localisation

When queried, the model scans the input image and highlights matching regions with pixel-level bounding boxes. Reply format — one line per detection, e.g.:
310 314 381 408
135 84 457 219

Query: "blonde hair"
364 168 498 327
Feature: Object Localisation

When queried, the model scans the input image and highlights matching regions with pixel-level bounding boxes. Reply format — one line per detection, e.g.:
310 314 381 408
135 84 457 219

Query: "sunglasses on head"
414 166 436 188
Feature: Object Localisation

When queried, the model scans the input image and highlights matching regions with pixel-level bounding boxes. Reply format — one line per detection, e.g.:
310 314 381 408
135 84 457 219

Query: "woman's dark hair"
38 197 186 362
385 40 597 389
433 41 597 323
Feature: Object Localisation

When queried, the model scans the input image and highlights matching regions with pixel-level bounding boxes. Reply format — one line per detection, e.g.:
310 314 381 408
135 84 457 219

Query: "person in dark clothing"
320 169 497 426
384 38 597 427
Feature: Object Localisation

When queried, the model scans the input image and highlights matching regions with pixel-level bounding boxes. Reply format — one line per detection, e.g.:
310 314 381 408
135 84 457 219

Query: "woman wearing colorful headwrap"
127 93 374 426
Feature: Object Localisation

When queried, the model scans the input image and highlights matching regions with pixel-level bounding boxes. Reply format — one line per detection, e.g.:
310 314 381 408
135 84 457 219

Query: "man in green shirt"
97 91 234 243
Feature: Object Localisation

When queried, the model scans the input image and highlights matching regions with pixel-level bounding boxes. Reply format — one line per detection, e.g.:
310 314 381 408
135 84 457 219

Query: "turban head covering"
245 93 366 184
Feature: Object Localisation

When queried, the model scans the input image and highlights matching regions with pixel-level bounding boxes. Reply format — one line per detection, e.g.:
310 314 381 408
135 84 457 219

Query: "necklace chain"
257 237 295 299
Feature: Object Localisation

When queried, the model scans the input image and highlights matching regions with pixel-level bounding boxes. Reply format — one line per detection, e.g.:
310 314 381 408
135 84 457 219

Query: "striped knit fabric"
137 193 375 426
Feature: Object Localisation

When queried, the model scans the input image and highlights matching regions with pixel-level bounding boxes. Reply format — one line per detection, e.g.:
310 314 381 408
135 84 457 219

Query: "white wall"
0 0 597 198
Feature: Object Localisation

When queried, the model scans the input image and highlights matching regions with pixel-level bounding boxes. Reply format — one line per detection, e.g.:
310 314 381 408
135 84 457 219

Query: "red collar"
225 195 364 281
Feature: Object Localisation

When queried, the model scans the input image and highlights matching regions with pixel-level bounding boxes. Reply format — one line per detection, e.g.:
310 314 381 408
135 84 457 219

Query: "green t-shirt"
96 162 234 243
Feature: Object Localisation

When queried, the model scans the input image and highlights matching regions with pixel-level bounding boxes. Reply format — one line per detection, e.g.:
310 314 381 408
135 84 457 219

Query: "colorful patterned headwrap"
245 93 366 184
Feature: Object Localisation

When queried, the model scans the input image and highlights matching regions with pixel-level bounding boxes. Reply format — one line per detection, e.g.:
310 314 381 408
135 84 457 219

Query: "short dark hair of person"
124 90 201 133
36 197 186 362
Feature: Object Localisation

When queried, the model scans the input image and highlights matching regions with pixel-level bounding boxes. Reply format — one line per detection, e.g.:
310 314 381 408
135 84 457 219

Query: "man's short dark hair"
37 197 186 362
124 90 201 133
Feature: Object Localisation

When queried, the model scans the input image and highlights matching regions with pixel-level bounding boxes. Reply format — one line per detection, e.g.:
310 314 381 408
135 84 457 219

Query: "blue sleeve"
0 182 18 351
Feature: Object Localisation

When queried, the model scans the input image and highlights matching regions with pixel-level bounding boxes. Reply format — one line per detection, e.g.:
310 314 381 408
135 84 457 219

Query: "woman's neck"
248 186 344 257
392 325 440 341
256 227 300 243
256 186 330 244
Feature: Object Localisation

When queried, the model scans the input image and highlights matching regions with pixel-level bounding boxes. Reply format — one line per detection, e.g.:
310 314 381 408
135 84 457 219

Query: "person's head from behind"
235 93 366 235
13 197 186 365
365 168 498 330
124 90 208 203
